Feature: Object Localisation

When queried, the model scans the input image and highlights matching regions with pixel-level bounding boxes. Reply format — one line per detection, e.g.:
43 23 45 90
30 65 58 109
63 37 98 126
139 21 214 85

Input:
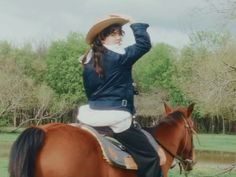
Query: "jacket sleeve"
120 23 152 66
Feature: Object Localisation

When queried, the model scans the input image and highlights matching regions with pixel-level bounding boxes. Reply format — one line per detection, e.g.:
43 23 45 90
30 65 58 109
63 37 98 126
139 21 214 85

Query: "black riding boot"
113 125 162 177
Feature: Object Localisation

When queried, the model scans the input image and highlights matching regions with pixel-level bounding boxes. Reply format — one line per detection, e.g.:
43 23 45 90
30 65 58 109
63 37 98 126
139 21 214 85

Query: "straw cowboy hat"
85 15 129 45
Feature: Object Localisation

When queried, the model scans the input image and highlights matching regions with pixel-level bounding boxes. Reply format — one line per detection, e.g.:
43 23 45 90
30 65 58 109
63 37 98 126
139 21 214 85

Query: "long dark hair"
82 23 124 76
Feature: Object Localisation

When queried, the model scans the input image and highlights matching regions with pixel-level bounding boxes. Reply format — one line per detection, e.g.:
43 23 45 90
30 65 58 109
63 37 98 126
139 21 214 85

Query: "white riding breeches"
77 105 132 133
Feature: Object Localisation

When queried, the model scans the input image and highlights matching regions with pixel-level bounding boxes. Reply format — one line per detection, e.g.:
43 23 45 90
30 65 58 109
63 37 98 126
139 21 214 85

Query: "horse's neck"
150 123 183 155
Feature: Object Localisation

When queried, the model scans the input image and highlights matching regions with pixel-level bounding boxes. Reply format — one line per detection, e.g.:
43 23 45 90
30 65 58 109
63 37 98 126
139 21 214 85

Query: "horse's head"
164 102 196 171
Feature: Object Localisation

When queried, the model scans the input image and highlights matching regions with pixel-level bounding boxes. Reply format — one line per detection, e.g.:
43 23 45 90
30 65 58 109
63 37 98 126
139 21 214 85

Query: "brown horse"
8 103 196 177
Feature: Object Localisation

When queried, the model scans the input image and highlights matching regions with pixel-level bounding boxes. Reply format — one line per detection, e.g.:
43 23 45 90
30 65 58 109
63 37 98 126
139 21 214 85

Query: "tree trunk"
222 116 225 134
231 121 236 133
228 119 232 133
211 116 215 133
13 111 17 127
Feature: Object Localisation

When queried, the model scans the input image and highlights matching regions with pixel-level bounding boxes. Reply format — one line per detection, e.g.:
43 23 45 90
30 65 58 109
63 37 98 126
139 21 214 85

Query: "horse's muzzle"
183 159 196 171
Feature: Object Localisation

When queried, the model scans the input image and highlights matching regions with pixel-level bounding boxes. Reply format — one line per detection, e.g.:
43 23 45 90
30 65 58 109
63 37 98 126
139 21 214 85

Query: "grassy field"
169 134 236 177
0 133 18 177
0 133 236 177
194 134 236 153
169 166 236 177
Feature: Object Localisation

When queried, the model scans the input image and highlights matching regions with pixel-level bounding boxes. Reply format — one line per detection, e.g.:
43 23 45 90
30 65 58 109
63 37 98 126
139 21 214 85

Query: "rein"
155 116 196 176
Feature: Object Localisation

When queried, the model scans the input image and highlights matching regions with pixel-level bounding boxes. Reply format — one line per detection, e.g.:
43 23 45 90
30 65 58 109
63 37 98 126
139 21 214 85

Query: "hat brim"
85 17 129 45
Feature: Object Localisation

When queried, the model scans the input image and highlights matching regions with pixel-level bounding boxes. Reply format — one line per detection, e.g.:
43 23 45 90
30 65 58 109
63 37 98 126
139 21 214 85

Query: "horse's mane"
159 110 184 125
142 110 185 132
141 110 184 134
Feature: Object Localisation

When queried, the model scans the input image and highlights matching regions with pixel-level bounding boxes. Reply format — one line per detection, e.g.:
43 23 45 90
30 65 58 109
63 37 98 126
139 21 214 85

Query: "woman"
78 14 162 177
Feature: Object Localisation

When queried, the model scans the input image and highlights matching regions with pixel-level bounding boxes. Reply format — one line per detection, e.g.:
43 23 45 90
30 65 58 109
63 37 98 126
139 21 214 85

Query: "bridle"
155 115 198 176
177 117 197 175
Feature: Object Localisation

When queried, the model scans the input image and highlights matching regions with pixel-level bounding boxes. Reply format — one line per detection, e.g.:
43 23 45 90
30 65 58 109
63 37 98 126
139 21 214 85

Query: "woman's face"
102 30 122 45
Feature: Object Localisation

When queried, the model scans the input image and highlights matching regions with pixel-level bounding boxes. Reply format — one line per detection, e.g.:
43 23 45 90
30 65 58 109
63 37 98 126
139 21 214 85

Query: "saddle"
70 123 166 170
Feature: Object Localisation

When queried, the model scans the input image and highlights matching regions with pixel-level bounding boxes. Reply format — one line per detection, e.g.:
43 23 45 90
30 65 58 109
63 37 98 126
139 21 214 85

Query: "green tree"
0 41 48 83
0 58 36 126
176 31 236 133
45 32 88 106
134 43 189 106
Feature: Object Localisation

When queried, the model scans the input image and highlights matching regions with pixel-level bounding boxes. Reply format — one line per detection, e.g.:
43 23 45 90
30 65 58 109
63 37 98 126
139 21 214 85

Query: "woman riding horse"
78 14 161 177
9 103 196 177
8 14 196 177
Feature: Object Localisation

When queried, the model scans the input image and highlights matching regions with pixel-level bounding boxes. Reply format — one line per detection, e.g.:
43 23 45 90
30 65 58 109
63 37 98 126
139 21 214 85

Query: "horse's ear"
164 102 172 115
187 103 195 117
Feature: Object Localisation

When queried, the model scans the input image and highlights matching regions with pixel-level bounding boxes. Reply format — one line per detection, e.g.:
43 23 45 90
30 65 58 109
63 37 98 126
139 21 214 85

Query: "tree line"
0 31 235 134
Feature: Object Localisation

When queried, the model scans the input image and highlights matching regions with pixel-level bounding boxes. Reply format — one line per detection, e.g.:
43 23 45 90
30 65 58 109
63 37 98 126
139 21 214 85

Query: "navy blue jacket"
83 23 151 114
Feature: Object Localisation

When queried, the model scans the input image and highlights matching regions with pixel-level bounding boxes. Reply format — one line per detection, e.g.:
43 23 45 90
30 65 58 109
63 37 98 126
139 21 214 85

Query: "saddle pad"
79 124 138 170
70 123 166 169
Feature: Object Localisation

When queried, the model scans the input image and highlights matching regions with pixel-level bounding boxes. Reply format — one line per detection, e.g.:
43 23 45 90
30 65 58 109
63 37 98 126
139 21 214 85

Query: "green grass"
0 133 236 177
0 133 19 142
169 166 236 177
0 159 9 177
0 133 19 177
194 134 236 153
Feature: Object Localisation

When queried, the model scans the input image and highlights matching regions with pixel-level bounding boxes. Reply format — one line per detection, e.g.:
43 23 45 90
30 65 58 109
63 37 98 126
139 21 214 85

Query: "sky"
0 0 235 48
